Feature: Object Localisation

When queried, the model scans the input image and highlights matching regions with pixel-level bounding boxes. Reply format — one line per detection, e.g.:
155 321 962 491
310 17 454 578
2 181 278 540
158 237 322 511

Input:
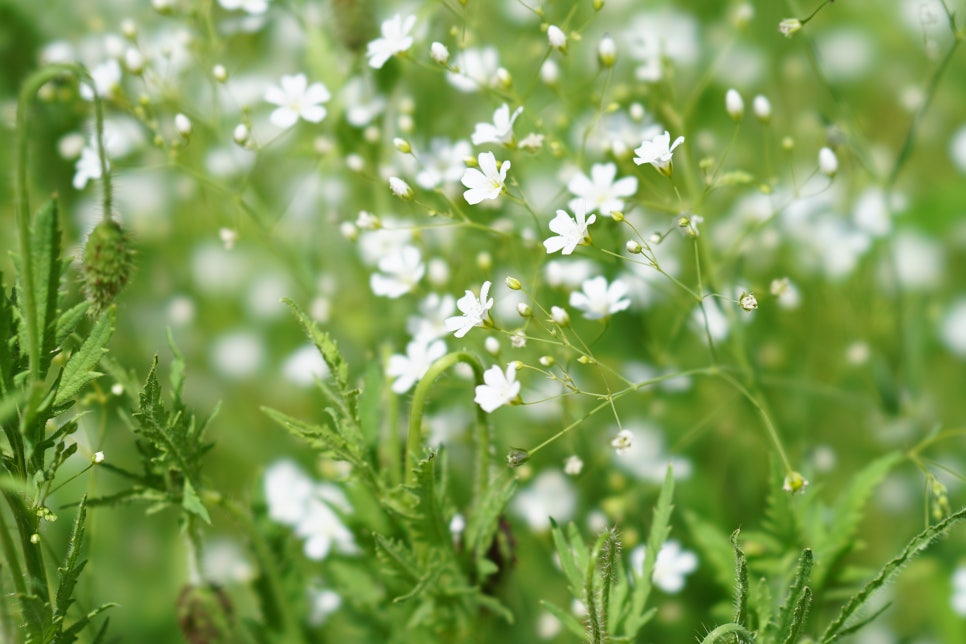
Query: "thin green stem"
717 372 793 474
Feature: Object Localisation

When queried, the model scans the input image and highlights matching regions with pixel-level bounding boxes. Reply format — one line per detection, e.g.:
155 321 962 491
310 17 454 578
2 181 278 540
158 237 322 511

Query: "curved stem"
405 352 488 494
16 63 112 381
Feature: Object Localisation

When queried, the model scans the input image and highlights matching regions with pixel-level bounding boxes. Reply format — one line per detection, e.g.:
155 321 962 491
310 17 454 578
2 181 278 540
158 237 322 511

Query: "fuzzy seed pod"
81 219 135 315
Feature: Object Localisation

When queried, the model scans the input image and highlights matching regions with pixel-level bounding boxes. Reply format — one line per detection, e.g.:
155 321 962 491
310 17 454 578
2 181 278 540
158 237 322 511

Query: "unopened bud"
779 18 802 37
547 25 567 53
725 88 744 121
550 306 570 326
738 291 758 311
818 146 838 177
213 64 229 82
598 35 616 67
393 137 412 154
505 276 522 290
625 240 642 254
430 41 449 64
516 302 532 317
82 219 136 316
752 95 771 124
174 113 192 139
388 177 413 200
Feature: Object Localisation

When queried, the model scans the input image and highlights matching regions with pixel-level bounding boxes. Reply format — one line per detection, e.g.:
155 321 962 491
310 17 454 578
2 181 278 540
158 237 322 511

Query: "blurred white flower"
307 588 342 626
567 162 638 216
416 138 472 189
445 280 494 338
544 259 599 290
210 331 264 378
367 14 416 69
264 460 316 525
471 103 523 146
611 429 633 455
79 59 121 101
633 130 685 176
387 338 447 394
952 566 966 615
630 540 698 593
265 74 330 129
474 363 521 413
430 41 449 64
370 245 425 298
461 152 509 205
544 200 597 256
341 76 386 127
569 276 631 319
218 0 269 14
407 293 457 341
725 88 744 120
512 470 576 531
612 424 692 482
282 345 331 386
818 146 839 177
447 47 500 92
940 298 966 358
296 488 357 560
202 539 255 585
72 145 107 190
564 455 584 476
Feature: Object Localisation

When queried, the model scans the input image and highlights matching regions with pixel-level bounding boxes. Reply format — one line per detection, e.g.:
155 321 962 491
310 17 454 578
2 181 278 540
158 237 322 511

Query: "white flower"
415 138 473 189
295 486 356 561
174 113 192 138
281 345 330 386
474 362 521 413
447 47 500 92
445 280 494 338
598 35 617 67
367 14 416 69
738 291 758 311
725 88 744 121
511 470 576 532
264 460 316 525
818 146 838 177
544 201 597 255
569 276 631 320
940 299 966 358
218 0 269 13
72 144 106 190
633 130 685 176
564 455 583 476
461 152 510 205
611 429 633 455
630 540 698 593
567 162 638 216
386 338 447 394
547 25 567 51
92 451 105 464
265 74 330 129
753 94 772 123
407 293 457 341
79 59 121 101
430 41 449 64
952 566 966 616
307 588 342 626
471 103 523 146
388 176 413 199
369 245 425 298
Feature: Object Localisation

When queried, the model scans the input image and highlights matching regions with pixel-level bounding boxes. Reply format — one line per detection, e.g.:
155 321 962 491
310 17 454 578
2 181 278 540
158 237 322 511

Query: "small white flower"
447 47 500 93
540 60 560 86
124 48 145 74
367 14 416 69
564 455 583 476
630 540 698 593
952 566 966 616
79 59 121 101
92 451 105 464
174 113 192 138
511 470 576 532
544 201 597 255
369 245 425 298
474 362 521 413
407 293 457 341
461 152 510 205
567 162 638 216
445 280 494 338
415 138 472 189
725 88 744 121
569 276 631 320
753 94 772 123
386 338 447 394
547 25 567 51
307 588 342 626
72 144 106 190
430 41 449 64
471 103 523 146
388 176 413 199
611 429 633 455
818 146 838 177
633 130 685 176
265 74 330 129
738 291 758 311
219 0 270 14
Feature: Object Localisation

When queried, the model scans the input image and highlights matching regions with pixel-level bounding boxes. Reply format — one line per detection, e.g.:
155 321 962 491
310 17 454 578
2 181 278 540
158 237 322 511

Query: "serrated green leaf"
820 505 966 643
53 301 88 349
54 495 88 620
465 471 516 563
53 307 114 407
776 548 813 639
550 519 585 599
283 299 349 392
181 478 211 524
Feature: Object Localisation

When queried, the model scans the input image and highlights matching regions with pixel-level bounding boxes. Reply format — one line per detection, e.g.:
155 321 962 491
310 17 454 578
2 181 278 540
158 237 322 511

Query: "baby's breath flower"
550 306 570 326
626 240 642 254
547 25 567 53
570 276 631 320
819 146 839 177
564 455 584 476
633 130 685 177
386 338 447 393
471 103 523 146
611 429 633 455
753 94 772 123
779 18 802 37
445 280 494 338
516 302 532 317
264 74 330 129
544 201 597 256
124 48 145 74
92 451 106 464
430 41 449 64
174 113 192 138
475 363 521 413
782 471 809 494
725 88 744 121
367 14 416 69
738 291 758 311
598 35 617 67
461 152 509 205
388 176 413 200
213 64 228 82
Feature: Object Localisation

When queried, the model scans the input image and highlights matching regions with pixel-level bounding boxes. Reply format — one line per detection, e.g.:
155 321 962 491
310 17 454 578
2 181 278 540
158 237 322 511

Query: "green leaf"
820 505 966 643
732 530 749 629
683 510 736 593
539 599 587 640
776 548 813 640
464 471 516 565
550 519 586 600
0 279 19 394
53 307 114 407
54 495 89 620
181 478 211 524
27 199 63 377
283 299 349 393
53 301 88 349
625 465 674 638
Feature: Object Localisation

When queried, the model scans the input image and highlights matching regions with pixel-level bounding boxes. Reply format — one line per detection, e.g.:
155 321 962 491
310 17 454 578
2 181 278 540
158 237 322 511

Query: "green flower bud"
81 219 135 315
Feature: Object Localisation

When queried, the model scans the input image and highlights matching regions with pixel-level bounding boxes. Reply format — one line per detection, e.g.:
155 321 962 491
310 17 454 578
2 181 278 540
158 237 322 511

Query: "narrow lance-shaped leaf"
732 530 749 629
27 200 63 377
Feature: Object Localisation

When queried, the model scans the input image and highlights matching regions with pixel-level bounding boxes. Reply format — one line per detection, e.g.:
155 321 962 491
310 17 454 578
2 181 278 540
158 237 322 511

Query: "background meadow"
3 0 966 641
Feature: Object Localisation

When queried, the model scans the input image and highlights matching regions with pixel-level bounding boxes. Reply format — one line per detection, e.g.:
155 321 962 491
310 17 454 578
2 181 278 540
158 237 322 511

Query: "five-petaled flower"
265 73 331 129
461 152 510 204
367 14 416 69
633 130 685 177
471 103 523 146
567 162 638 216
445 280 494 338
475 362 522 413
569 276 631 320
544 200 597 255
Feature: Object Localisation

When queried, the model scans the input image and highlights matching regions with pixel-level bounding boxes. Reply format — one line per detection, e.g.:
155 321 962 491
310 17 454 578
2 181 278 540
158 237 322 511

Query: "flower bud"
540 60 560 86
505 276 522 290
725 88 744 121
539 355 554 367
625 240 642 254
506 447 530 467
232 123 250 146
738 291 758 311
598 35 616 68
752 95 771 124
430 41 449 64
485 336 500 356
124 48 145 74
393 137 412 154
779 18 802 37
92 451 105 464
550 305 570 326
516 302 532 317
174 113 192 139
547 25 567 53
818 146 838 177
782 471 809 494
388 176 413 200
213 64 228 83
82 219 136 315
